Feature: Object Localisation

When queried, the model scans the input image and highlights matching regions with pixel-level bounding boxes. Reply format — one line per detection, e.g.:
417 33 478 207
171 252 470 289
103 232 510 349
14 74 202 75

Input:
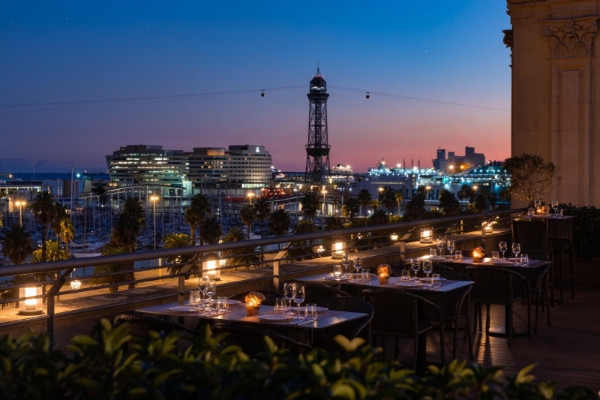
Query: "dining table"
296 273 473 373
438 256 552 337
135 301 368 346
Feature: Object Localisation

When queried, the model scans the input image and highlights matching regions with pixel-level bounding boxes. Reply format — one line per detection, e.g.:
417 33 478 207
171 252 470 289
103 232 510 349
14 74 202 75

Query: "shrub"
0 320 596 399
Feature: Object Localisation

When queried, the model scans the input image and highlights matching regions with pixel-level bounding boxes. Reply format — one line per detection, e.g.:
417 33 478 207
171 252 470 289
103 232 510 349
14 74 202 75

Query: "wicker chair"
228 289 282 306
289 281 350 304
467 266 531 346
362 288 445 370
211 322 312 357
547 217 575 301
115 313 196 353
312 296 374 352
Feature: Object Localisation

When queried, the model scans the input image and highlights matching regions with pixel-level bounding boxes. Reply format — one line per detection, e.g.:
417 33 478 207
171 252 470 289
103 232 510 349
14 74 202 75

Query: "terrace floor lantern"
202 253 222 281
331 236 346 259
19 275 43 316
420 226 433 243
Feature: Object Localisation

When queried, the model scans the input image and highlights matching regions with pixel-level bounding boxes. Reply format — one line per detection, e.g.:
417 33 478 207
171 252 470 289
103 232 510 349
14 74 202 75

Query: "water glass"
521 254 529 265
431 274 442 290
217 297 229 313
341 254 350 275
361 269 371 282
274 298 286 313
305 303 318 322
447 240 455 254
430 248 438 258
333 265 343 278
454 250 463 261
189 290 201 306
400 270 411 281
558 209 563 218
491 251 500 261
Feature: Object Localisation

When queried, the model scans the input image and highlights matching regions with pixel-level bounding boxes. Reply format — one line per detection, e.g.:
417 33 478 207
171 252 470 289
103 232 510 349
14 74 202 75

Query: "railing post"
46 268 72 342
273 259 280 292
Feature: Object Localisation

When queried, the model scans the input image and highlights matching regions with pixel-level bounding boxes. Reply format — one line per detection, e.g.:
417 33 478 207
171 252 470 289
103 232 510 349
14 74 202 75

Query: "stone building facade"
507 0 600 206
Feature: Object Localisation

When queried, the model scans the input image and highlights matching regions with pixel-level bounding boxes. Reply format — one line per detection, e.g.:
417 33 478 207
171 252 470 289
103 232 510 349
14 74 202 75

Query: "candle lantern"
331 237 346 259
70 279 82 290
472 246 485 263
483 223 493 234
19 275 43 316
420 227 433 243
377 264 391 284
390 233 399 242
202 252 221 280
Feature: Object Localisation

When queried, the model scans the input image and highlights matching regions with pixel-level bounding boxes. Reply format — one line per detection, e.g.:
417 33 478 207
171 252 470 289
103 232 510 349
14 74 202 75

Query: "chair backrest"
362 288 441 337
547 218 573 241
466 266 529 305
315 296 374 349
289 281 350 304
211 322 312 357
228 289 282 306
512 219 548 259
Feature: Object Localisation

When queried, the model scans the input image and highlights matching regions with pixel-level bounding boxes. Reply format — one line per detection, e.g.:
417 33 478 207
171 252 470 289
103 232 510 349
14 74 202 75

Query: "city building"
432 146 486 173
106 145 187 188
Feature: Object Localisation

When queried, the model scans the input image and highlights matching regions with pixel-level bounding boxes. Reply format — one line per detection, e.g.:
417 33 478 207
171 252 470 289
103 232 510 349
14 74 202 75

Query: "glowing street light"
150 195 159 250
247 192 255 204
14 200 26 227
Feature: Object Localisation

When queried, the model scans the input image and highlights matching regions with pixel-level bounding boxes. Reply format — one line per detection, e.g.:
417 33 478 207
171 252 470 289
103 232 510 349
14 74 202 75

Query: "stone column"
507 0 600 206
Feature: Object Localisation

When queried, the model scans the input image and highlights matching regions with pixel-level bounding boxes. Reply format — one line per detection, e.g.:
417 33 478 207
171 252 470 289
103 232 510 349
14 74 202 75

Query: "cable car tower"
304 67 331 185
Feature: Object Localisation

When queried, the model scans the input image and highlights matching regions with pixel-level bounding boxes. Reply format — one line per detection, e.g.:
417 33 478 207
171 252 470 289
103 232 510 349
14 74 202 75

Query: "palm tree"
457 184 474 210
91 184 108 205
0 225 33 265
324 216 344 231
91 246 135 292
395 190 404 217
269 208 291 248
357 189 372 224
300 191 322 220
438 189 460 216
31 191 57 262
222 227 262 268
253 197 271 239
200 216 222 245
342 197 360 221
57 217 75 251
370 209 388 225
287 220 317 260
188 193 211 244
162 233 195 275
111 197 146 252
31 240 71 263
379 186 396 220
240 204 256 240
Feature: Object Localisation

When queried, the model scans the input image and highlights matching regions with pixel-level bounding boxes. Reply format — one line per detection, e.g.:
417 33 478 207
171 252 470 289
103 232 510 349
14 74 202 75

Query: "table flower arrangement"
377 264 391 284
245 291 266 316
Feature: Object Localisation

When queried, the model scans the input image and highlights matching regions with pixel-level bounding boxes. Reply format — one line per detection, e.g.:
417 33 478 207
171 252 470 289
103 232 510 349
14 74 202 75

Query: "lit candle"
245 301 255 316
379 273 388 285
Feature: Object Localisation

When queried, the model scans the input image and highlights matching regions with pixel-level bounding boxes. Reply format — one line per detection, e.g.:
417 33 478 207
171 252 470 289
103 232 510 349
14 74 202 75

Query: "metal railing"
0 208 526 339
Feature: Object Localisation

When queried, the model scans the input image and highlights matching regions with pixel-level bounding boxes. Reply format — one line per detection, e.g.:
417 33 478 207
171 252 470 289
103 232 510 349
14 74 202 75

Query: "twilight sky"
0 1 511 173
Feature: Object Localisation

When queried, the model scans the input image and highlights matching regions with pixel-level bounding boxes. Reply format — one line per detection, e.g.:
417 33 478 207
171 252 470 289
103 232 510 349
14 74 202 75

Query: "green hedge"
561 205 600 261
0 319 596 400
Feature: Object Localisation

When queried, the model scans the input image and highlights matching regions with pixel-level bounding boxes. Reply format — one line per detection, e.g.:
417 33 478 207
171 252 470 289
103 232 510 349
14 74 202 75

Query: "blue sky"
0 1 511 172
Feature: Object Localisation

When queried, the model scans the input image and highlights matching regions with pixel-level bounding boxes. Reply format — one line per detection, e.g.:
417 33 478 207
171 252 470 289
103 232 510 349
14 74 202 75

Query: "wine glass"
353 256 363 273
499 241 508 259
341 254 350 276
446 240 455 255
283 283 295 314
512 243 521 259
551 200 559 216
436 237 445 256
198 277 209 308
534 199 541 209
422 260 433 282
410 258 420 280
205 280 216 310
292 285 305 319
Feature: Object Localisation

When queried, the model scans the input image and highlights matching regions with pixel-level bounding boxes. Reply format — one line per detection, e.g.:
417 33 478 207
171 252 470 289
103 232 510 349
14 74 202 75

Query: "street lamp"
14 200 26 227
247 192 255 204
150 195 159 250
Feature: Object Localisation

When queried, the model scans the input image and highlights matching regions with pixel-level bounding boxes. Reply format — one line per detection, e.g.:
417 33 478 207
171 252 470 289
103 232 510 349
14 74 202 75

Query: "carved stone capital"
544 17 599 58
503 29 513 49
